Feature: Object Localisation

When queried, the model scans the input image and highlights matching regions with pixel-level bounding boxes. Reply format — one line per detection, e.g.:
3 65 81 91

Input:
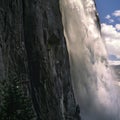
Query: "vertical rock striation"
0 0 77 120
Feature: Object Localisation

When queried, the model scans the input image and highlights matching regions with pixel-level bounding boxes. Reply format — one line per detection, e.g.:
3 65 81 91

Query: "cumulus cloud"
109 19 114 23
105 14 111 19
103 11 120 65
101 23 120 62
105 15 114 23
112 10 120 17
115 24 120 31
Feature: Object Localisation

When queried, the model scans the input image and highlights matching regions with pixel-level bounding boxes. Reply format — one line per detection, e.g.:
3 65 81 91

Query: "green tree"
0 74 35 120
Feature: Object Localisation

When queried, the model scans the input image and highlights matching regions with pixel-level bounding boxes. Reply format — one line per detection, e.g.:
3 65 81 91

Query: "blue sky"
95 0 120 65
95 0 120 24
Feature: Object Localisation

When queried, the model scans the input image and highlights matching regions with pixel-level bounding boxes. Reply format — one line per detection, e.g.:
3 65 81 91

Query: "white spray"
60 0 120 120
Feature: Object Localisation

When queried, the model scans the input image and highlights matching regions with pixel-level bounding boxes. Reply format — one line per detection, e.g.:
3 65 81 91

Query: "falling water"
60 0 120 120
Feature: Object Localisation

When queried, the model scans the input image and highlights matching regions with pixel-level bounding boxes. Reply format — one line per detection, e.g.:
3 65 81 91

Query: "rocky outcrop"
0 0 77 120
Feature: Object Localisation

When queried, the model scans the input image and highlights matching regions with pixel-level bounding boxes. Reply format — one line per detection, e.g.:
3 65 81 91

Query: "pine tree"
0 74 35 120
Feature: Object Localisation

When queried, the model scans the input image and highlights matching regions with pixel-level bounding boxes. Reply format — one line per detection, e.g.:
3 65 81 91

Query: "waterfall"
60 0 120 120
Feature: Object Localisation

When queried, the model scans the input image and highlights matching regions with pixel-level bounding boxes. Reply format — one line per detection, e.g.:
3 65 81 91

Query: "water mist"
60 0 120 120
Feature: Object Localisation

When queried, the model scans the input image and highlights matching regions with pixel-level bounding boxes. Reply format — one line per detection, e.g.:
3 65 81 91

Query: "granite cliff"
0 0 78 120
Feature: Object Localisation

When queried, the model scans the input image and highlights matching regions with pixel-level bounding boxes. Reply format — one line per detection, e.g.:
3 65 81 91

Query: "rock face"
0 0 77 120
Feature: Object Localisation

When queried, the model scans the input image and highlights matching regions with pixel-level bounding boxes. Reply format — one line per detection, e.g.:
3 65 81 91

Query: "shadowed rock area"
0 0 79 120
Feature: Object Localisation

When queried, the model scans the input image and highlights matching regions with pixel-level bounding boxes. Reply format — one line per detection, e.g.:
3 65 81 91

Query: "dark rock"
0 0 78 120
74 105 81 120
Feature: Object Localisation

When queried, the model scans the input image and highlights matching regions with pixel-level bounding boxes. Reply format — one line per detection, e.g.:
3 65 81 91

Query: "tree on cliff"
0 74 35 120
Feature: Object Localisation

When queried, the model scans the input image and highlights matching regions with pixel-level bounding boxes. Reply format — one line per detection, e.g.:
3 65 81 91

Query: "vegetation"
0 74 35 120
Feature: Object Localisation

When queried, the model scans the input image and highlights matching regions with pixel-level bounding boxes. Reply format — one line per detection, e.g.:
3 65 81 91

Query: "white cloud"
105 14 111 19
115 24 120 31
105 15 114 23
109 19 114 23
101 23 120 58
116 55 120 59
112 10 120 17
